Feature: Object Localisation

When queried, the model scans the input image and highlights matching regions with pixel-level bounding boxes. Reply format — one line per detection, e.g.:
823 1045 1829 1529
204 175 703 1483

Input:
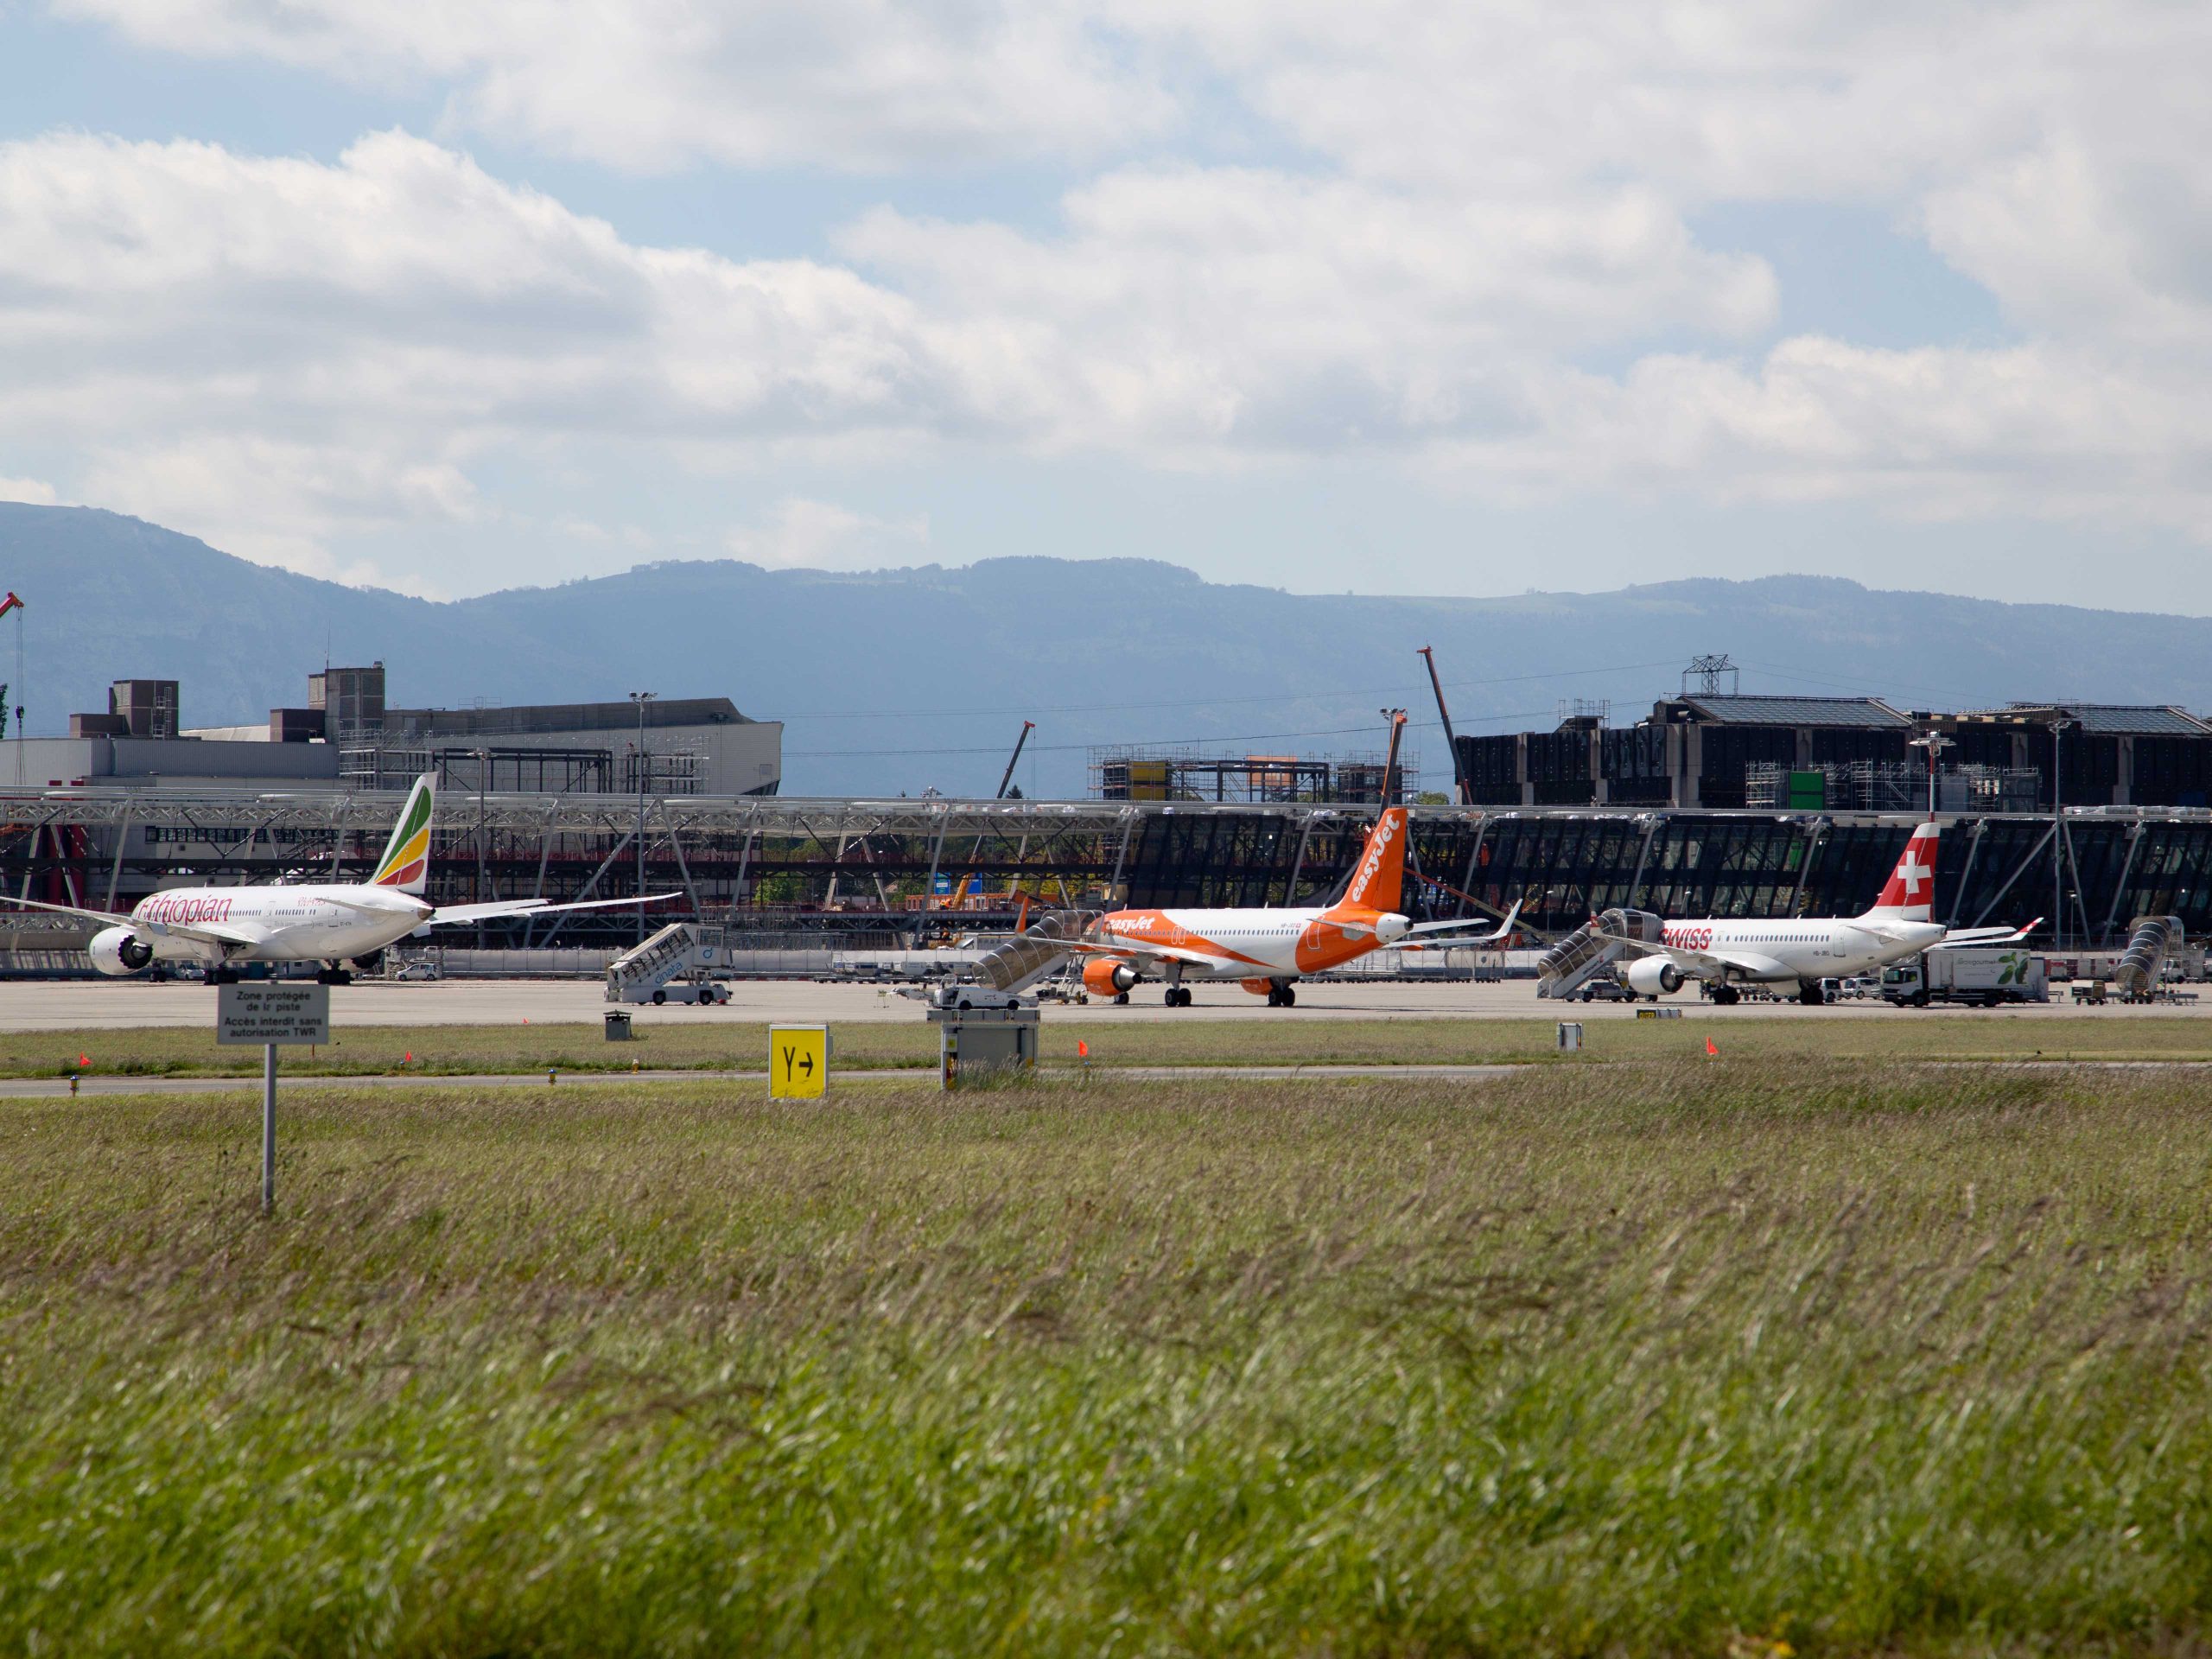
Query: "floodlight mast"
1378 708 1408 807
1907 729 1955 819
629 691 657 943
2050 715 2075 951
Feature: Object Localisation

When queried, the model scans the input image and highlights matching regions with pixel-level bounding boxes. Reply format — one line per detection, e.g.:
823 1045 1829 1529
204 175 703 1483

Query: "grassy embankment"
6 1059 2212 1652
13 1010 2212 1077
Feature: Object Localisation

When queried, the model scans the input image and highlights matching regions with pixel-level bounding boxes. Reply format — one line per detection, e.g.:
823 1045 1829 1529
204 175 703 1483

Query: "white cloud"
0 477 58 505
17 0 2212 585
726 497 931 570
0 130 956 582
844 167 1777 455
59 0 1170 171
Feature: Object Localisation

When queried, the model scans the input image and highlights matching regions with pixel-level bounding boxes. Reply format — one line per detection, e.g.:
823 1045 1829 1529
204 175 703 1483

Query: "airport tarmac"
0 976 2203 1031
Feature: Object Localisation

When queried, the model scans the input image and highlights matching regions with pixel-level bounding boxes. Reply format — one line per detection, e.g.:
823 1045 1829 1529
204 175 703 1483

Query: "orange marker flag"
1077 1039 1090 1059
1705 1037 1719 1058
78 1053 90 1068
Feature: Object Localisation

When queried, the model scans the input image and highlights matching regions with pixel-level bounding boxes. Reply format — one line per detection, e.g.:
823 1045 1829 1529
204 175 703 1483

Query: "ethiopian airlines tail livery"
8 772 678 983
1599 822 2038 1006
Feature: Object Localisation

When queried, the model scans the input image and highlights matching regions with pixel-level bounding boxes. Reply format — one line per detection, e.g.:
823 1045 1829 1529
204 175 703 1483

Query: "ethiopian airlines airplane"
1065 803 1520 1007
10 772 676 982
1599 821 2037 1005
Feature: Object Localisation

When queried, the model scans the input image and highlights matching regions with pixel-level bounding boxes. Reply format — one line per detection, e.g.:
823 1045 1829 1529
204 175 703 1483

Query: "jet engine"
1082 957 1139 996
1624 957 1684 998
87 925 155 976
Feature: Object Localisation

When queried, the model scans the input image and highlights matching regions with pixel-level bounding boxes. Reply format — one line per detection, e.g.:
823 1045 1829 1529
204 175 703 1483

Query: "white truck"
1880 947 2047 1007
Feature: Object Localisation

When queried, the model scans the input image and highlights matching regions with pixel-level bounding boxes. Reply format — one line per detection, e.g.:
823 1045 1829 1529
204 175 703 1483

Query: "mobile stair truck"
1880 945 2047 1007
605 923 733 1007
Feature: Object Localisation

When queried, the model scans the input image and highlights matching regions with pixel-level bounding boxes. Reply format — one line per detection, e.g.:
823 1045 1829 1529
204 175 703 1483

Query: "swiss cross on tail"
1865 823 1940 919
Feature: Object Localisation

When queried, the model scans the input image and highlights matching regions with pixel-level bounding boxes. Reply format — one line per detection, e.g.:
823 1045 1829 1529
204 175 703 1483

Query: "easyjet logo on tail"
1338 808 1405 911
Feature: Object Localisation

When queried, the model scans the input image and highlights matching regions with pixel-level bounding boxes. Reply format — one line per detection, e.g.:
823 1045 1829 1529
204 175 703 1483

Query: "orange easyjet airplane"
1066 715 1520 1007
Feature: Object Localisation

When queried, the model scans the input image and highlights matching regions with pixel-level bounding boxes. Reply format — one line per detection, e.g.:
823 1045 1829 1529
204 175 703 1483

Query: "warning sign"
217 982 331 1046
769 1025 828 1097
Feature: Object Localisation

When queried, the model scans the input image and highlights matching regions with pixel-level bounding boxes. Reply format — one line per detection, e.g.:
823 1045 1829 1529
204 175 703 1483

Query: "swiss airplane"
1599 821 2037 1005
8 772 677 982
1066 715 1520 1007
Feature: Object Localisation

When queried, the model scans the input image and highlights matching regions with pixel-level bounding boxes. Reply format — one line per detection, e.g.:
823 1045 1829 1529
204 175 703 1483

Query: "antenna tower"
1682 654 1738 698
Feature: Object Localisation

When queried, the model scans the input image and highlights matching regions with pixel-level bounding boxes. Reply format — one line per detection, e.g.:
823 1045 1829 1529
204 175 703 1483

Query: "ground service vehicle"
1881 947 2048 1007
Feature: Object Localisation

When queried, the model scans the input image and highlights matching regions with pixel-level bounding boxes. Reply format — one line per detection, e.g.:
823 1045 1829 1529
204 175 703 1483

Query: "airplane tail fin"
371 772 436 895
1859 821 1938 922
1330 805 1408 915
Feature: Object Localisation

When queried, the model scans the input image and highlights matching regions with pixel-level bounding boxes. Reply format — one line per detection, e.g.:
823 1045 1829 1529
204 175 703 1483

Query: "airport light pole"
2050 715 2075 951
473 747 490 909
629 691 656 944
1907 729 1953 819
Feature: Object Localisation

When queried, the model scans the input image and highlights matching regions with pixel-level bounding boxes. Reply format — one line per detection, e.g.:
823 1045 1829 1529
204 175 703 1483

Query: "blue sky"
2 1 2207 610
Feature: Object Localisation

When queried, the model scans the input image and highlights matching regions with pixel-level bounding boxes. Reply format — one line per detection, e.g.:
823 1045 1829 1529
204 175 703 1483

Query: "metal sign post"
217 982 332 1214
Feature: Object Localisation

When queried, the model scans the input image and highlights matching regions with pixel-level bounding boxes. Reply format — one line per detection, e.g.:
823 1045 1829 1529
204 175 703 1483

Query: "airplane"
1063 715 1521 1007
4 772 679 983
1596 820 2039 1005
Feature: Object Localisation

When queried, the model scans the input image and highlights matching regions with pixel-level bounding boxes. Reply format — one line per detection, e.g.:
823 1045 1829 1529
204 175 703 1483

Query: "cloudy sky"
2 1 2207 607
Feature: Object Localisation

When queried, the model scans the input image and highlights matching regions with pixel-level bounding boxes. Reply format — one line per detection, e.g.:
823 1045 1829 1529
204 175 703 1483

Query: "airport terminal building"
11 669 2212 962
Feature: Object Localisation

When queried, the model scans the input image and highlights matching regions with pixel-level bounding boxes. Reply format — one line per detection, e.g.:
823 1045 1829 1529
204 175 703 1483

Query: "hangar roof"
1670 694 1913 728
1993 703 2212 737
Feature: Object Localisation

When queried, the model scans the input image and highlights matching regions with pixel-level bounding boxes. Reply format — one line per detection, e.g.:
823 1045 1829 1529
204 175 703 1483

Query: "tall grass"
4 1062 2212 1652
16 1008 2212 1079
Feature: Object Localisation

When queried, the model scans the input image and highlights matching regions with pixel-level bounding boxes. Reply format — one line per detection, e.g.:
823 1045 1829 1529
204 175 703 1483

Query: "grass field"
7 1059 2212 1653
16 1009 2212 1078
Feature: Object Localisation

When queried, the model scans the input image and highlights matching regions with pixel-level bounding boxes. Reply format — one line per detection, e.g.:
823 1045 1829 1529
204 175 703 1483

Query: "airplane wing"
1926 918 2044 950
0 894 266 950
0 893 134 929
426 892 687 927
1601 931 1790 982
1060 937 1247 974
1406 900 1522 943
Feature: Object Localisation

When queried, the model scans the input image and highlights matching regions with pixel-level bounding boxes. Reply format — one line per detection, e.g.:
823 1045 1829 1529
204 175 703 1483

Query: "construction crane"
934 720 1039 915
1417 646 1472 805
996 720 1035 800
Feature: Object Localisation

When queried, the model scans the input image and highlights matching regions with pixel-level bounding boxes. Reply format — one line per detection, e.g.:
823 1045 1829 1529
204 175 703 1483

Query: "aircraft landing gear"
316 966 353 986
1114 991 1130 1005
1165 986 1193 1008
1266 982 1297 1007
1797 980 1825 1007
1710 984 1740 1006
207 967 240 986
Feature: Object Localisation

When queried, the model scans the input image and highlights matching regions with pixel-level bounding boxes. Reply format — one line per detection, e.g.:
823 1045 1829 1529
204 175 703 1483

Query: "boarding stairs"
605 922 727 1005
916 910 1102 1009
1536 907 1663 999
2113 914 2184 1001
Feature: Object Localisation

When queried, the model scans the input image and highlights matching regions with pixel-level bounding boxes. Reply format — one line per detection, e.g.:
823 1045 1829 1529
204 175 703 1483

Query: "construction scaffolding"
1745 761 2044 815
1090 747 1418 804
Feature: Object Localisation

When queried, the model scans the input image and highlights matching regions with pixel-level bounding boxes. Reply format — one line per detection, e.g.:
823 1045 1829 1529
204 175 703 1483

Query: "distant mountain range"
3 501 2203 798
